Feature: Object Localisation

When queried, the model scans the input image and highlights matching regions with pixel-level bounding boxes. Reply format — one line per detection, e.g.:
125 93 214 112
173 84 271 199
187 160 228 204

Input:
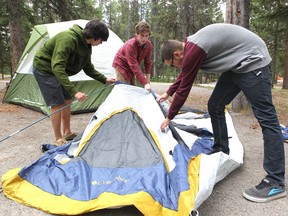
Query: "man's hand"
106 78 116 84
146 74 151 83
144 83 151 91
156 92 169 103
160 118 171 132
75 92 87 102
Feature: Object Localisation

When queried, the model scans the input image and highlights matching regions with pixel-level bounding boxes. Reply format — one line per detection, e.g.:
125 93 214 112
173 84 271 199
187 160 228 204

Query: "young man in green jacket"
33 19 115 146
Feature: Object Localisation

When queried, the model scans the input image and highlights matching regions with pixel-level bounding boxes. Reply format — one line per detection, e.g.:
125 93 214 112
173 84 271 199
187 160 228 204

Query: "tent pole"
150 90 186 147
0 84 114 143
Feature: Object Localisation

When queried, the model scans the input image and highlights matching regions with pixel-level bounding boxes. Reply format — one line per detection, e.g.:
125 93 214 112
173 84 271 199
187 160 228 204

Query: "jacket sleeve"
51 39 78 96
126 44 148 85
83 60 107 84
167 43 207 120
144 43 152 75
166 72 182 96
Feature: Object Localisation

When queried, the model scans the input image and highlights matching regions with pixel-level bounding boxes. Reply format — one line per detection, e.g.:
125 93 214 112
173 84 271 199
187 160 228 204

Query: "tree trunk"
8 0 25 76
126 0 131 39
182 0 190 39
271 0 281 88
226 0 251 112
282 30 288 89
151 0 158 78
0 34 4 79
271 26 279 88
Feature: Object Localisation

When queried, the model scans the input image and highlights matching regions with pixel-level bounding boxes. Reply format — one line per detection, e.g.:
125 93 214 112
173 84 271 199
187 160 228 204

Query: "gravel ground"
0 81 287 216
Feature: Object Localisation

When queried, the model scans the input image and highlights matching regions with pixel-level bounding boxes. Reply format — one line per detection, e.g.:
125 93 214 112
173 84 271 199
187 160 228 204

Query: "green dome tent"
3 19 123 114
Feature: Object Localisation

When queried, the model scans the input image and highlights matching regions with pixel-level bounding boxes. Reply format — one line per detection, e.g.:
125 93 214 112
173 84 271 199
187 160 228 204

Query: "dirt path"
0 81 287 216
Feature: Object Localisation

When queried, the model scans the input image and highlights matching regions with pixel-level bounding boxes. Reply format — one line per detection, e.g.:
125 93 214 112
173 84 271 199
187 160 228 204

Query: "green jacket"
33 24 107 96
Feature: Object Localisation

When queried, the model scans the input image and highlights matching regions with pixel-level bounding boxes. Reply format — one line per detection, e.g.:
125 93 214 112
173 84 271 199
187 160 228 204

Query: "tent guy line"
0 84 114 143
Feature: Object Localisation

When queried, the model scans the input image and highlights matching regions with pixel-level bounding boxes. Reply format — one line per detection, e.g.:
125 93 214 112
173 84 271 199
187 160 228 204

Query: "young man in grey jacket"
157 23 286 203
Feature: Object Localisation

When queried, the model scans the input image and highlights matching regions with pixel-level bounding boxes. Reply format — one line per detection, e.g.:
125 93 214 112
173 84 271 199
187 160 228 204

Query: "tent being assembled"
3 20 123 114
2 84 243 215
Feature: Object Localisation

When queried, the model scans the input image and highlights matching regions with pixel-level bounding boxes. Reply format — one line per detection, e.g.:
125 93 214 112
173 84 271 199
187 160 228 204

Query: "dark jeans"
208 65 285 184
33 67 72 107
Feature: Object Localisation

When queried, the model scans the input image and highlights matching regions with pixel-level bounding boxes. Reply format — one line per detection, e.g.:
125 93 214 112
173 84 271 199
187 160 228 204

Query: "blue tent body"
2 85 243 215
281 125 288 143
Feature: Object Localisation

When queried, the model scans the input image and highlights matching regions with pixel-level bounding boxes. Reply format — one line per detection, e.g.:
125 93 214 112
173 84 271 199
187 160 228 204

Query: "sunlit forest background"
1 0 287 89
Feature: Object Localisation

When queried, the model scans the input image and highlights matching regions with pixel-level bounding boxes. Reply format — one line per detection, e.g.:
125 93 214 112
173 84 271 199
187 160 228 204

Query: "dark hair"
160 40 183 62
84 19 109 41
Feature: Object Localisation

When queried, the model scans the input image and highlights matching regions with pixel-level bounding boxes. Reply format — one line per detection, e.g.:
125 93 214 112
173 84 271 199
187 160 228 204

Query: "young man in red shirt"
113 21 152 91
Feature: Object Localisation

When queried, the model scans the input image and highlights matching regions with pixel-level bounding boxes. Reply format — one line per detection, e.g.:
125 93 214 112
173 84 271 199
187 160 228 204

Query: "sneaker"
243 178 286 203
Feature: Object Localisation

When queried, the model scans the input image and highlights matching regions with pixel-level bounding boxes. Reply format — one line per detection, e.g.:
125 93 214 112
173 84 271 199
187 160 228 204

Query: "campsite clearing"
0 81 287 216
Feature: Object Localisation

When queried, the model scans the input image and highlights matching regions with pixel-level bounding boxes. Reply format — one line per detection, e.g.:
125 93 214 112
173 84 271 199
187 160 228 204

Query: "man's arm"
126 45 148 86
167 43 207 120
51 40 78 96
144 42 152 82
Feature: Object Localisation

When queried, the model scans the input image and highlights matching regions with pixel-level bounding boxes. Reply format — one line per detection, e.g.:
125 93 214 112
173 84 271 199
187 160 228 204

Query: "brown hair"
160 40 183 62
135 21 151 35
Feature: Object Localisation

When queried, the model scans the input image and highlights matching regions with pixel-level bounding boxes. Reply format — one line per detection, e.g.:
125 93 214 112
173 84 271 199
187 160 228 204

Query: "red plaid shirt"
112 37 152 85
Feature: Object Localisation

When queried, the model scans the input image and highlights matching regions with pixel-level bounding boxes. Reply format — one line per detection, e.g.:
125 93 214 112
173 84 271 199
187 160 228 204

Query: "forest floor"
0 79 288 216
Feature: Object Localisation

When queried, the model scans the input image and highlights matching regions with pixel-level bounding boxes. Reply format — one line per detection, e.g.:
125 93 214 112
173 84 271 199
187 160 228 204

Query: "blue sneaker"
243 178 286 202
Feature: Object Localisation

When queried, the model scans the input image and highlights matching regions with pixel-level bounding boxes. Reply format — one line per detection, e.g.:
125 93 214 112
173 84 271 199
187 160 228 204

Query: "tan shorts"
115 68 135 86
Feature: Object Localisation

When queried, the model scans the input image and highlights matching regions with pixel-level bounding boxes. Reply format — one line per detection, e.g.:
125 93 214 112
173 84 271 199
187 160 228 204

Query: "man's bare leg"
50 104 64 142
62 99 73 138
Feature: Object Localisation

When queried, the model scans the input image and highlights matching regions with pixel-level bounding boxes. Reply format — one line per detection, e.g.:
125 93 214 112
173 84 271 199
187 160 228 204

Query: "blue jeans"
208 65 285 184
